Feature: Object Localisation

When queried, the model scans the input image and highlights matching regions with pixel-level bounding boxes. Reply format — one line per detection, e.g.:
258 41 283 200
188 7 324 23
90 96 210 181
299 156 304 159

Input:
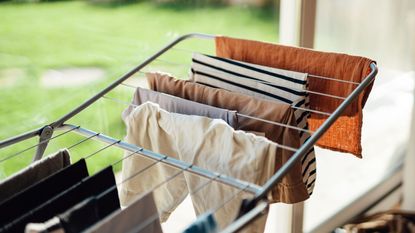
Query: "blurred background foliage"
2 0 277 8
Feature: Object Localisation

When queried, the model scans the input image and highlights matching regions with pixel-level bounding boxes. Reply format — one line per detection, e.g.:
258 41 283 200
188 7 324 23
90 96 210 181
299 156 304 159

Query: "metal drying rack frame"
0 33 378 232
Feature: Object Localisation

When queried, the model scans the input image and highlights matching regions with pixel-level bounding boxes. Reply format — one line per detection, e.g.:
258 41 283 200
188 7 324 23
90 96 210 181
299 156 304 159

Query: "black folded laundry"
0 159 88 226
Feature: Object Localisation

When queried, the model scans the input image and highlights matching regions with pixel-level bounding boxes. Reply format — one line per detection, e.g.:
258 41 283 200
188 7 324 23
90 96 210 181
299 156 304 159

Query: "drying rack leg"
33 125 53 161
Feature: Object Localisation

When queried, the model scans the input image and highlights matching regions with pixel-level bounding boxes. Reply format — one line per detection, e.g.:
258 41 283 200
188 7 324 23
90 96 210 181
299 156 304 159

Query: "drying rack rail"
59 124 262 194
0 33 378 232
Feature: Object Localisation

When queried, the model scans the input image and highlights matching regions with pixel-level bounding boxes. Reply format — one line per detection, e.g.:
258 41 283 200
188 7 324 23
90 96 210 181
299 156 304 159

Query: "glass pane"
305 1 415 232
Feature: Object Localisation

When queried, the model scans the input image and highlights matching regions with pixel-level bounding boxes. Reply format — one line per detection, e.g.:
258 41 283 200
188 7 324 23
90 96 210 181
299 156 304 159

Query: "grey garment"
83 192 162 233
25 217 64 233
122 87 238 128
0 149 71 203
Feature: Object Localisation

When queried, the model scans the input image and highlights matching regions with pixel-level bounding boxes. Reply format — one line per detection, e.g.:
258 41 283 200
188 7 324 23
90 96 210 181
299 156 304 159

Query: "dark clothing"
59 198 100 233
1 166 118 233
0 159 88 226
25 189 120 233
59 188 120 233
0 149 71 203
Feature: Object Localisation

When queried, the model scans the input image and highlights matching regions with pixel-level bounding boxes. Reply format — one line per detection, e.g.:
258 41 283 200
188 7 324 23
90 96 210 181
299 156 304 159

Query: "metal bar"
149 58 348 100
172 46 361 85
308 73 360 85
33 126 53 161
67 133 100 150
101 95 301 151
220 201 268 233
117 84 314 134
50 33 215 129
0 127 42 150
0 126 80 163
237 113 314 134
57 124 261 194
120 73 333 116
254 62 378 201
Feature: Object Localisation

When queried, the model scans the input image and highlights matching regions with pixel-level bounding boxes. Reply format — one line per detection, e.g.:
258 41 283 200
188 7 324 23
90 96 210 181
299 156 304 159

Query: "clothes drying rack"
0 33 378 232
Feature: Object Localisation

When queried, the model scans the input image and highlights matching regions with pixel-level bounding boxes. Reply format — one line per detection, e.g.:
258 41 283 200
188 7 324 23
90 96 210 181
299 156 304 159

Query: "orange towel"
216 36 376 157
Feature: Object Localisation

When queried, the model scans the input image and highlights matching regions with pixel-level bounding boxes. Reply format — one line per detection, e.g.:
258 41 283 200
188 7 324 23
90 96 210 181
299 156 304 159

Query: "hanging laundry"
215 36 376 157
25 197 101 233
122 87 238 128
84 192 162 233
121 102 272 232
0 159 89 227
190 52 316 195
0 149 71 203
25 192 120 233
0 166 119 233
182 211 218 233
146 72 308 204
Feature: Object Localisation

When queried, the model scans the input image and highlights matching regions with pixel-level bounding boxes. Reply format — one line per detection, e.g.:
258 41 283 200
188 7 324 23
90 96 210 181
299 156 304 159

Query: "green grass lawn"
0 1 278 179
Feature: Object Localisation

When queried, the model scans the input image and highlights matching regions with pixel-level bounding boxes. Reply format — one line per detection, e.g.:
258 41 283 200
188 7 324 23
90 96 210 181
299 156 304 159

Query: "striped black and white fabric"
190 53 316 196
